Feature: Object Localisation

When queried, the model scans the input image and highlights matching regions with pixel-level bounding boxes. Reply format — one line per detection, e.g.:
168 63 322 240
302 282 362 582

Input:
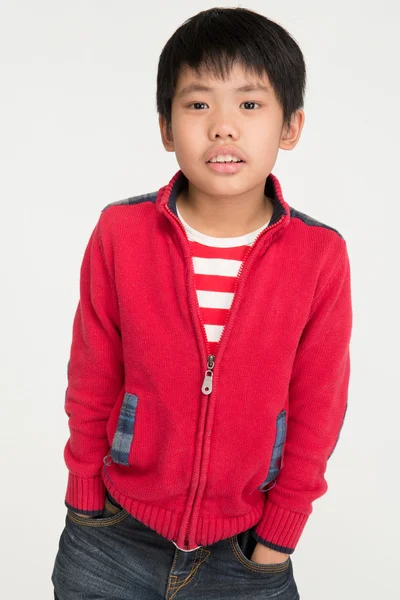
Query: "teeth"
209 154 242 163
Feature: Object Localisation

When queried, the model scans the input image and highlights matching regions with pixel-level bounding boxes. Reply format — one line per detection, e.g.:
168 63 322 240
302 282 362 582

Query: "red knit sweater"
63 168 353 554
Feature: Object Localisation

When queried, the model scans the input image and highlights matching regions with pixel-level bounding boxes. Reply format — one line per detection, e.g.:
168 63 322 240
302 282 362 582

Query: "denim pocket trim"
257 409 287 492
229 536 291 574
67 504 129 527
110 392 138 465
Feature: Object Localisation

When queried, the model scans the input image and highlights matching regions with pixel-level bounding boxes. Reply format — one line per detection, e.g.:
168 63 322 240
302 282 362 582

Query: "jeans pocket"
229 529 291 575
67 493 129 528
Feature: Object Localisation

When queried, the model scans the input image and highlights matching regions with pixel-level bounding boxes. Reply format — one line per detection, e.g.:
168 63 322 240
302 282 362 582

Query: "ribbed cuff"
251 501 309 554
64 472 106 516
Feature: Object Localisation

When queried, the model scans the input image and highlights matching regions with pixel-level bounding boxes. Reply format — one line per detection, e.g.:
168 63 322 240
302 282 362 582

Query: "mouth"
206 159 245 164
206 160 245 174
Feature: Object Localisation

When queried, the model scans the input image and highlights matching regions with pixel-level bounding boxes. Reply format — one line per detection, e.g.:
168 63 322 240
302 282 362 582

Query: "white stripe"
193 256 242 277
204 324 225 342
196 290 234 310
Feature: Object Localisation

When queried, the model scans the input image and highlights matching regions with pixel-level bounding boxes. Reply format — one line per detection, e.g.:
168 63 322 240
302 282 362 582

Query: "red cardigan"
63 168 353 554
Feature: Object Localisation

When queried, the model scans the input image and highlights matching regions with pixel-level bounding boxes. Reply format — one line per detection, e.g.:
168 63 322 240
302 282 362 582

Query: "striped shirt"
176 204 271 356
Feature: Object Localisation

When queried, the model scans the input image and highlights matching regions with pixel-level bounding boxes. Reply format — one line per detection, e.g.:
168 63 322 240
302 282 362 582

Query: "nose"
208 111 239 140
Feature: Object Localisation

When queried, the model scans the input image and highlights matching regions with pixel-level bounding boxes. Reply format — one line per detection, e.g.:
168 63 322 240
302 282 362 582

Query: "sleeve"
63 214 124 515
252 240 353 553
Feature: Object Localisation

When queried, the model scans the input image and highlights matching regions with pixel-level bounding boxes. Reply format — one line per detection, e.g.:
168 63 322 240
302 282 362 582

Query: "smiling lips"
208 154 243 164
205 145 246 163
206 159 245 174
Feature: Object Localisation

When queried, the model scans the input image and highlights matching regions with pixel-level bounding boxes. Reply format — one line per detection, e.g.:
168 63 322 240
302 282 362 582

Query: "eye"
187 102 208 110
240 101 261 110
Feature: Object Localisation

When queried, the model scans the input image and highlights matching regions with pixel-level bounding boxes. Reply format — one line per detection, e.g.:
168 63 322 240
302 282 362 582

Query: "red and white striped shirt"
176 204 271 356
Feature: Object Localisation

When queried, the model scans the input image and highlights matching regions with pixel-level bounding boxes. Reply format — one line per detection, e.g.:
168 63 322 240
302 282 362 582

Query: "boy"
52 7 352 599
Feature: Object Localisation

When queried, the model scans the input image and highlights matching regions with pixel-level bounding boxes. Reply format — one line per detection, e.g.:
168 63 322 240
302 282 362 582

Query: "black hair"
156 7 307 133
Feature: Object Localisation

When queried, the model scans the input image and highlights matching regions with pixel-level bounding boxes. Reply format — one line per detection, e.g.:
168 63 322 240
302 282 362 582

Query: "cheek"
173 122 204 155
250 126 282 156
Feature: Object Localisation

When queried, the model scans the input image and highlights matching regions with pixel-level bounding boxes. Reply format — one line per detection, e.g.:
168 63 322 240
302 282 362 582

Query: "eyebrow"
176 82 271 98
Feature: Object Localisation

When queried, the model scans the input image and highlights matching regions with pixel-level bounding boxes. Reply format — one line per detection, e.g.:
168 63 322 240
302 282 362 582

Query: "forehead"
175 62 272 92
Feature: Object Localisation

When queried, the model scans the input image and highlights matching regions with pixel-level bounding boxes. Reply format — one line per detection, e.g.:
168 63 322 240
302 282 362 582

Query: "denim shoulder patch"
102 191 158 212
290 207 343 238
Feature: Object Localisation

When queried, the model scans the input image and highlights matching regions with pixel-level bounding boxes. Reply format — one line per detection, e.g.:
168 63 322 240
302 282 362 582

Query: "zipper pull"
201 355 215 395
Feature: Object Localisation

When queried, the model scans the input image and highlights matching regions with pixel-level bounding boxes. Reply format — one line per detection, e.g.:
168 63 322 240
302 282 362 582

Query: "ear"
279 109 305 151
159 115 175 153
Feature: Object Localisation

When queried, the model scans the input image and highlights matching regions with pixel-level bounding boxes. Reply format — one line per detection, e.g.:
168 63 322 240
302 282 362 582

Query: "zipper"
164 198 286 549
201 354 215 395
184 352 215 547
165 202 219 549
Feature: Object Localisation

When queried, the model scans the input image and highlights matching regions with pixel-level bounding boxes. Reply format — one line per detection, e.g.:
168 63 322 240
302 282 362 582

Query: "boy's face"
159 62 304 197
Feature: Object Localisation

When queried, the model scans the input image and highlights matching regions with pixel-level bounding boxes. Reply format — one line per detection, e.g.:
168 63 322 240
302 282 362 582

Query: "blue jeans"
51 490 300 599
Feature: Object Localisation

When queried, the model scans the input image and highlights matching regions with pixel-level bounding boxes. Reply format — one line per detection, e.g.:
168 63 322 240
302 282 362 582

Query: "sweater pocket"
110 392 139 465
257 409 287 492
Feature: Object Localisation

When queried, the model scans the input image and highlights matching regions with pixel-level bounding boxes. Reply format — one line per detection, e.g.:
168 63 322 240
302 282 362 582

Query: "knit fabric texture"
63 168 352 553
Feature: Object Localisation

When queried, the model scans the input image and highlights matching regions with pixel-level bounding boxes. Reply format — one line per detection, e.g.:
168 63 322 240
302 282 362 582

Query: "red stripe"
194 273 237 293
189 240 250 260
208 340 219 356
201 307 230 326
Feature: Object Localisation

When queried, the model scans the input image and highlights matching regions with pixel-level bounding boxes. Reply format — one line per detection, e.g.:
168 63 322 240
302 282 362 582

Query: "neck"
176 180 274 238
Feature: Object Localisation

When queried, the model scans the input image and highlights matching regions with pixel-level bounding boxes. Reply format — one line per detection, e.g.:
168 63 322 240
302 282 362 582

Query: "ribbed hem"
102 471 267 549
251 501 309 554
65 472 106 515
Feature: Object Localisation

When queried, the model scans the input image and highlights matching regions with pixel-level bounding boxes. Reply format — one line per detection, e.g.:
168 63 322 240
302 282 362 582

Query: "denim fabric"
52 491 300 599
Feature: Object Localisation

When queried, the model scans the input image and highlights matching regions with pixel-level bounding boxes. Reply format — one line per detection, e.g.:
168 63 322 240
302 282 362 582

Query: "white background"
1 1 398 598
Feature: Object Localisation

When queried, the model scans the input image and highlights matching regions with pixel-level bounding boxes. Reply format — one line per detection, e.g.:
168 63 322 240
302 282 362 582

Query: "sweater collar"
157 169 291 231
